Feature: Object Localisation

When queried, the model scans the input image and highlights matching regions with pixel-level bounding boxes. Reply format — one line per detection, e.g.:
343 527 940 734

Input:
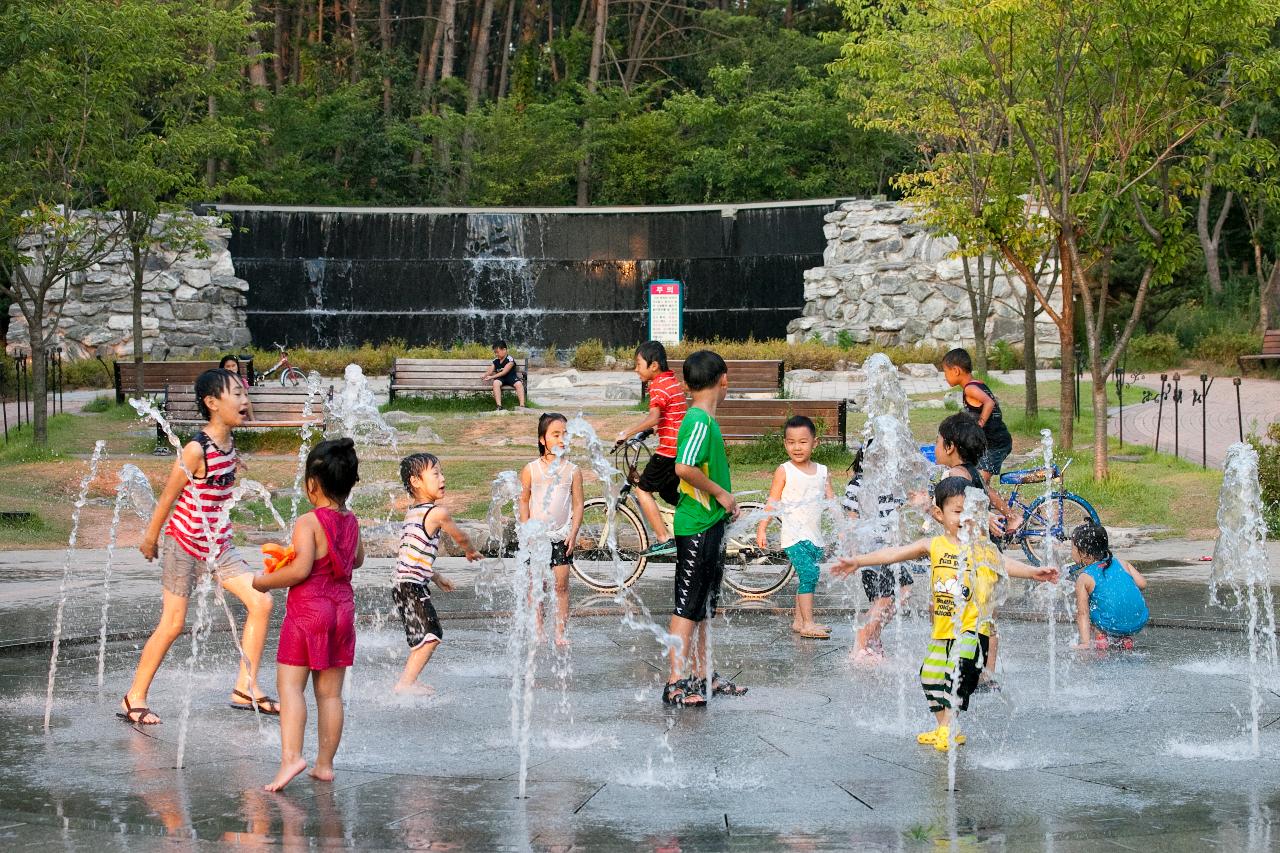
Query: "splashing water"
1038 429 1064 695
1209 442 1277 756
509 518 552 798
45 440 107 731
97 464 156 689
861 353 910 424
290 371 326 522
328 364 397 447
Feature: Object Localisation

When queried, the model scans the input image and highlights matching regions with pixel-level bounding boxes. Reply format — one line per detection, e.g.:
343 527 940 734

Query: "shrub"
81 395 114 413
1125 333 1181 371
542 343 560 368
990 340 1019 372
570 339 606 370
1193 330 1259 367
726 427 853 467
1252 423 1280 537
836 330 856 350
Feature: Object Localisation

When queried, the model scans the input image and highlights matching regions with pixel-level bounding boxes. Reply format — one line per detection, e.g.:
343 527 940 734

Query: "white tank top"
528 457 577 541
779 461 828 548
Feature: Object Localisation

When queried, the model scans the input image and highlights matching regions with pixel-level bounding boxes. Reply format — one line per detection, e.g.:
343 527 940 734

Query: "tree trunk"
439 0 459 79
376 0 391 111
575 0 607 205
415 0 436 93
1023 286 1038 418
466 0 496 108
348 0 362 82
961 255 989 375
24 295 48 446
131 243 146 396
273 2 287 92
496 0 515 98
1261 256 1279 332
1196 183 1231 297
247 26 270 90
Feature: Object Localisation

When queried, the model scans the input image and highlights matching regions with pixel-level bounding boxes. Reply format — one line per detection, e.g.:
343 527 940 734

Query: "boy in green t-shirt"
662 350 748 707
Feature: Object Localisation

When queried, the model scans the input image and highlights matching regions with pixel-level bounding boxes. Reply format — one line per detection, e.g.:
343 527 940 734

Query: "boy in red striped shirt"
117 368 277 726
616 341 687 557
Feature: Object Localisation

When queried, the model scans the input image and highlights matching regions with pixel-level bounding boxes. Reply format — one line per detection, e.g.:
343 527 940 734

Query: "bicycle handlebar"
273 342 288 353
613 428 654 451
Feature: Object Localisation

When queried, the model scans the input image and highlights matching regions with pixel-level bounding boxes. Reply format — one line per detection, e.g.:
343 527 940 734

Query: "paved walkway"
1111 375 1280 468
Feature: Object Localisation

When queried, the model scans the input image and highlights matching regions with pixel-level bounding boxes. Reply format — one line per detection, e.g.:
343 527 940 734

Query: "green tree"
101 0 259 395
840 0 1280 477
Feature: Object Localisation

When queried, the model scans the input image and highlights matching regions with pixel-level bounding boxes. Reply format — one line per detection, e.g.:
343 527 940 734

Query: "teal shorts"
784 540 824 595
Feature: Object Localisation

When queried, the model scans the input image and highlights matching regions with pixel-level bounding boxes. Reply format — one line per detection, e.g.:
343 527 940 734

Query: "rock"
414 425 444 444
383 410 433 426
476 435 513 447
605 383 639 401
534 370 580 390
902 363 940 379
910 398 946 409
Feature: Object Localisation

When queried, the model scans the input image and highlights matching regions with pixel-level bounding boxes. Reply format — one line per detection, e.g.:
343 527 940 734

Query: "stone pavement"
1111 375 1280 469
3 540 1280 850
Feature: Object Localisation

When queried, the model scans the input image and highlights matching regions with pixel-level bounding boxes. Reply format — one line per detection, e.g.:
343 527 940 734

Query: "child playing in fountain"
832 477 1058 751
1069 521 1149 651
757 415 834 639
843 441 917 663
118 368 277 726
941 348 1013 484
932 412 1020 689
481 340 527 411
252 438 365 792
520 413 584 646
662 350 748 707
392 453 481 694
616 340 688 557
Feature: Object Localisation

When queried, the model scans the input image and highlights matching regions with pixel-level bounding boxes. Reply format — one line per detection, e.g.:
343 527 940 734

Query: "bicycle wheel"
281 367 305 387
1019 492 1099 565
572 498 648 593
721 501 795 598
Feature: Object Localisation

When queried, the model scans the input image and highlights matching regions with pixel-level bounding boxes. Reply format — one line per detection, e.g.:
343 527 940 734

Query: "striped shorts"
920 633 982 714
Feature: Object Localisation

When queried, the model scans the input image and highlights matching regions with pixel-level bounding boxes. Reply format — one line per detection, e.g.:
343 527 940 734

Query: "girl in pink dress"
253 438 364 792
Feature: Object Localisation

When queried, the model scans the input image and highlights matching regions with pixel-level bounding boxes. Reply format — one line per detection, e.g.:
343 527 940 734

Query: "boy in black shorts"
616 341 688 557
482 340 527 411
662 350 747 706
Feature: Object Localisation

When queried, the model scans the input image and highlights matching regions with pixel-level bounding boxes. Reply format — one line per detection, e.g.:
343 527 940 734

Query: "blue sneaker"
640 540 676 558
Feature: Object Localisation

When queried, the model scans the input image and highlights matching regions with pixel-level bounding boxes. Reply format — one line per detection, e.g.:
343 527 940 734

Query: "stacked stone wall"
787 200 1062 363
6 215 251 359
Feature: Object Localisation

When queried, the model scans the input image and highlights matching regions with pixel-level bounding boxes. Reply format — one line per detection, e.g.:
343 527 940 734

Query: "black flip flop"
116 696 161 725
230 689 281 715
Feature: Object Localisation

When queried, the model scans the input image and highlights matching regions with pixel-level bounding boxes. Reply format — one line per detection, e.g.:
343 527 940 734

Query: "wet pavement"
3 548 1280 850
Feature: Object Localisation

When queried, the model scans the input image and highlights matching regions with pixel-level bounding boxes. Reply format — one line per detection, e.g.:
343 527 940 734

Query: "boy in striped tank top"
392 453 481 695
118 369 277 726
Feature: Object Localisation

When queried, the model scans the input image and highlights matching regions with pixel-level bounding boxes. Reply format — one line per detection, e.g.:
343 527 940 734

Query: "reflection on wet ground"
3 552 1280 849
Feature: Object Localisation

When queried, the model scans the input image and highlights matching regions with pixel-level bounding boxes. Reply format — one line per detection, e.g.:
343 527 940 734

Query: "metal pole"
56 347 64 414
1172 373 1181 460
1114 363 1124 447
1074 346 1082 418
1234 376 1244 443
1155 373 1167 453
2 352 8 443
1198 371 1208 466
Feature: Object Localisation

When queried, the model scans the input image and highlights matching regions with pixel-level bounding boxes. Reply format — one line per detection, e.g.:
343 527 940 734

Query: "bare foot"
264 757 308 792
803 622 831 635
308 764 335 782
393 682 435 696
791 621 804 633
554 634 570 648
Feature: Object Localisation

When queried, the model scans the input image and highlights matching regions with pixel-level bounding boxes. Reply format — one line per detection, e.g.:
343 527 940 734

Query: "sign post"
647 279 683 344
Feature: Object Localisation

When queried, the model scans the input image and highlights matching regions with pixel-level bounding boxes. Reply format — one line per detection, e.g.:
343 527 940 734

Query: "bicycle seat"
998 465 1059 485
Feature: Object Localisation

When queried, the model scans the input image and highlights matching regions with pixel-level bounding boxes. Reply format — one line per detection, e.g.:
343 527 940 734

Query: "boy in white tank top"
757 416 834 638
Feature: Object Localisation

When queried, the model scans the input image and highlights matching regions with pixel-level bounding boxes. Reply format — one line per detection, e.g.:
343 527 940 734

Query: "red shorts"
276 591 355 670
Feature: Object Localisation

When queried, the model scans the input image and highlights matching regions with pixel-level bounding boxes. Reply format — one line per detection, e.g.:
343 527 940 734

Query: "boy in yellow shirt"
832 477 1058 750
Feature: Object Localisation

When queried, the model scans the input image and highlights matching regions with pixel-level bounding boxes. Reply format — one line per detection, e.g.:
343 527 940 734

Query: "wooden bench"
715 399 847 445
642 359 784 398
389 357 529 401
114 358 254 405
1238 330 1280 371
161 384 327 432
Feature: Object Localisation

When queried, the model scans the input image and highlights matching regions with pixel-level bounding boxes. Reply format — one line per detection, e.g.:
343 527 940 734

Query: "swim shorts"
637 453 681 506
672 519 726 622
161 537 250 597
392 582 444 649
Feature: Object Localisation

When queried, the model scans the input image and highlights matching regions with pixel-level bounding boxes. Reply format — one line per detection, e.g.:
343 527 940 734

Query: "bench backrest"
390 356 529 394
162 384 326 425
713 399 846 445
642 359 784 397
1264 330 1280 355
115 359 254 404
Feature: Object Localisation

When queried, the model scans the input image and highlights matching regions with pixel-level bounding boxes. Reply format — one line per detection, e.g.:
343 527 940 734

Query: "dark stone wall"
220 202 844 348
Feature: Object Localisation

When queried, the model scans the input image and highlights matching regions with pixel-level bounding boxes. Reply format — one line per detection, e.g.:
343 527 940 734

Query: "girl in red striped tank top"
117 369 278 727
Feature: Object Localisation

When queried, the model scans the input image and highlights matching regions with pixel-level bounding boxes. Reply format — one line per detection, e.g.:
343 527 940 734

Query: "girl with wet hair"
1070 521 1150 651
252 438 366 791
519 413 584 646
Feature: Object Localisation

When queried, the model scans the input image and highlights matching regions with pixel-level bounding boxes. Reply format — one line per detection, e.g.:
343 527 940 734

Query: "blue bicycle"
996 459 1100 565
